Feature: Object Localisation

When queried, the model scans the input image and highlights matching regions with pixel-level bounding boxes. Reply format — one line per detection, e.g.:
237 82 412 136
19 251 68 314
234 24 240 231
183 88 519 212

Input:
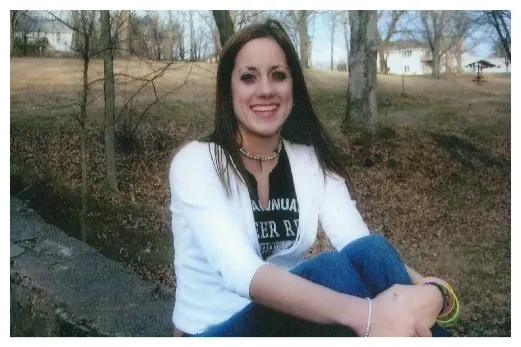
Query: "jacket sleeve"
318 171 370 250
169 142 267 299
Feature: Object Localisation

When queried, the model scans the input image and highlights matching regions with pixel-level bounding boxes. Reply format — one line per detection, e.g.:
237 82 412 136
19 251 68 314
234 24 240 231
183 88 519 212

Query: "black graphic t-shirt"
246 145 300 260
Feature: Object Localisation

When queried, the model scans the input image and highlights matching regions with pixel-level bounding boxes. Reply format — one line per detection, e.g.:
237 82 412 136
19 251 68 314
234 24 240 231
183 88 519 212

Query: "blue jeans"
192 234 450 337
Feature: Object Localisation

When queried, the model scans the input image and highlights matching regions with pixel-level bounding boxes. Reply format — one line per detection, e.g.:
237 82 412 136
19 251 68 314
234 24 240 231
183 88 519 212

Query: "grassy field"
10 57 511 336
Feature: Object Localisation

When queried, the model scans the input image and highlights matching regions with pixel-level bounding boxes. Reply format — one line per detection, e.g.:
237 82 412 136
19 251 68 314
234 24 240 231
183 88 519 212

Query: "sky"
188 10 495 70
31 9 496 70
309 11 494 70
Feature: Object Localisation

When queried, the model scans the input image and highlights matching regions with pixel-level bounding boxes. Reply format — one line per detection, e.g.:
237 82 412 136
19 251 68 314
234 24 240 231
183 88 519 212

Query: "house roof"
15 16 72 33
387 39 429 51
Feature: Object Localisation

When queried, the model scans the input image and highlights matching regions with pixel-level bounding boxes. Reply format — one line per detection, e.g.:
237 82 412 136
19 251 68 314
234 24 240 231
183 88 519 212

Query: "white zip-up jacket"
169 139 370 334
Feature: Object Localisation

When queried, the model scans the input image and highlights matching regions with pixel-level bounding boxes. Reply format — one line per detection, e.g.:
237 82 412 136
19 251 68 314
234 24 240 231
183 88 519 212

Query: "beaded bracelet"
364 297 372 337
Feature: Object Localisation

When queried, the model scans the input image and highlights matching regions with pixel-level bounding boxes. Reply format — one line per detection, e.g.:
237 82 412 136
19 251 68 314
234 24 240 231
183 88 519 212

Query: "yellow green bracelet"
417 276 460 326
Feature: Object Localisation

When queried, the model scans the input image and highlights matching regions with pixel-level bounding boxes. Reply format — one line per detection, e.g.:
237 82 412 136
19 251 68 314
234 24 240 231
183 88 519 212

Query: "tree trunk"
166 11 174 60
212 10 235 48
378 48 388 74
229 10 238 30
71 11 82 58
179 12 185 60
22 33 28 56
298 11 310 68
189 11 196 61
490 11 511 63
212 23 221 60
152 11 161 60
330 27 334 71
378 10 404 75
432 48 441 78
101 10 118 193
330 12 335 71
118 10 131 56
10 11 18 57
345 10 378 132
455 38 463 73
79 11 93 243
80 55 89 243
341 14 350 62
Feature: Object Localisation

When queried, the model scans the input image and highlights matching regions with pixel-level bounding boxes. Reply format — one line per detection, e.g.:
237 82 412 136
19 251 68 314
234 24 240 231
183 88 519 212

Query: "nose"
257 76 275 98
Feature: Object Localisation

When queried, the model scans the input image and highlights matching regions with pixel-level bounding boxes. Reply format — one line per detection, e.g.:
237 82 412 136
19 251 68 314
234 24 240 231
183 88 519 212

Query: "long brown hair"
203 19 351 195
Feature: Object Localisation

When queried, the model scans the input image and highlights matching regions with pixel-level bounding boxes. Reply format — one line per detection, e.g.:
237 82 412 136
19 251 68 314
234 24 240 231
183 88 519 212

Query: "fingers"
416 325 433 337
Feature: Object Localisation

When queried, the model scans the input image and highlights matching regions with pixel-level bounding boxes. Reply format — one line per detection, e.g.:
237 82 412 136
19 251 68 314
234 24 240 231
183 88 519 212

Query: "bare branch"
131 63 194 133
116 60 178 123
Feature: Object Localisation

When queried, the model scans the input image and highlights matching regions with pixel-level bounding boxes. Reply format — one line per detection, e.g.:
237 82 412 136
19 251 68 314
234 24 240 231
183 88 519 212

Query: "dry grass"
10 58 510 336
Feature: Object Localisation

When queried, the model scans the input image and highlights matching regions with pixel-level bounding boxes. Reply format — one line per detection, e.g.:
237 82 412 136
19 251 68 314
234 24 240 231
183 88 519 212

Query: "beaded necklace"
239 138 283 171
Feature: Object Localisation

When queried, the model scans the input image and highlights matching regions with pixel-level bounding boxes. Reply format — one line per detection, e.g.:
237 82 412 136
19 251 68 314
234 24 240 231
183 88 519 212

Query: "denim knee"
341 233 395 255
340 232 411 289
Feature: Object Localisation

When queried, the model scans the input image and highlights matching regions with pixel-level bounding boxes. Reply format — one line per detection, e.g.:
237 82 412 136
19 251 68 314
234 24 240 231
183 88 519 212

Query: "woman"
169 19 458 337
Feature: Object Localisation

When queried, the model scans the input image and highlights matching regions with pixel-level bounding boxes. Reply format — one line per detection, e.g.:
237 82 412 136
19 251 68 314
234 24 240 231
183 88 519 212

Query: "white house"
14 17 74 52
377 40 511 75
377 40 432 75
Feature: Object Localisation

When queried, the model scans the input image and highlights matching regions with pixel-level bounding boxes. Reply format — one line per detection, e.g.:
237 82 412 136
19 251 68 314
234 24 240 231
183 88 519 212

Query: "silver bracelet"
364 297 372 337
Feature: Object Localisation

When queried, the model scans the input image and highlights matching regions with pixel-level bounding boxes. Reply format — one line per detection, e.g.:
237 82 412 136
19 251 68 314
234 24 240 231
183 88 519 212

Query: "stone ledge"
10 196 174 337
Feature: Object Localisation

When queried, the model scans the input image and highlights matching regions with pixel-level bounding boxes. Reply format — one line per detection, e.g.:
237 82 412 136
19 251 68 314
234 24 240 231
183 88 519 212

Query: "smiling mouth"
251 104 278 112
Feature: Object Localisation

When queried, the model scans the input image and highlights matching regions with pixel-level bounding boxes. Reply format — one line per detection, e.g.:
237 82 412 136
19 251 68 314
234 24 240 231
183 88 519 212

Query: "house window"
56 32 61 43
402 50 412 58
404 66 410 72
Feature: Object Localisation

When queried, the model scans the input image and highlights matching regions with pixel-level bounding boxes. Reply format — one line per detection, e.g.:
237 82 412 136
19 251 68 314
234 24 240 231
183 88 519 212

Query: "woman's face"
231 37 293 140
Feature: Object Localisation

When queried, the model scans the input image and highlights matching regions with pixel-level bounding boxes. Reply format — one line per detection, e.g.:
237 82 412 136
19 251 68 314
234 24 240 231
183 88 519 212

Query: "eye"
240 73 255 83
272 70 287 81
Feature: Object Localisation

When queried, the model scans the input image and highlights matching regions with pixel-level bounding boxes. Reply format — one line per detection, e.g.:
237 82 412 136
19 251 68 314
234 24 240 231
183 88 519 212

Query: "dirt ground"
10 57 511 336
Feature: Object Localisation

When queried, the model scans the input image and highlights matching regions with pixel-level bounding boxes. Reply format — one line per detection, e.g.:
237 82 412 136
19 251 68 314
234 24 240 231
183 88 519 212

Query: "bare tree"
114 10 131 57
235 10 265 29
152 11 163 60
189 11 198 61
418 11 449 78
407 11 473 78
345 10 378 132
449 11 475 74
173 11 186 60
48 10 99 242
339 11 350 63
213 10 234 48
165 11 174 60
11 11 39 56
287 10 314 68
490 38 510 70
10 11 26 56
127 11 166 60
199 11 221 60
483 10 511 64
101 10 118 193
328 11 338 71
377 10 406 74
76 10 96 242
70 11 82 56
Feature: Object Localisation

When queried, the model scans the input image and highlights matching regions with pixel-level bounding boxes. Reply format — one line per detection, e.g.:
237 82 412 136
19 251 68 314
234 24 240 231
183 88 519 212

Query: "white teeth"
252 105 277 112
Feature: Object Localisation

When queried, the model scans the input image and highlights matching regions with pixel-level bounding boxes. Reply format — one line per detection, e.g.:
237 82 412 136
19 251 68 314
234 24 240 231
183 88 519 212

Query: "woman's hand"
367 286 418 336
369 284 443 337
